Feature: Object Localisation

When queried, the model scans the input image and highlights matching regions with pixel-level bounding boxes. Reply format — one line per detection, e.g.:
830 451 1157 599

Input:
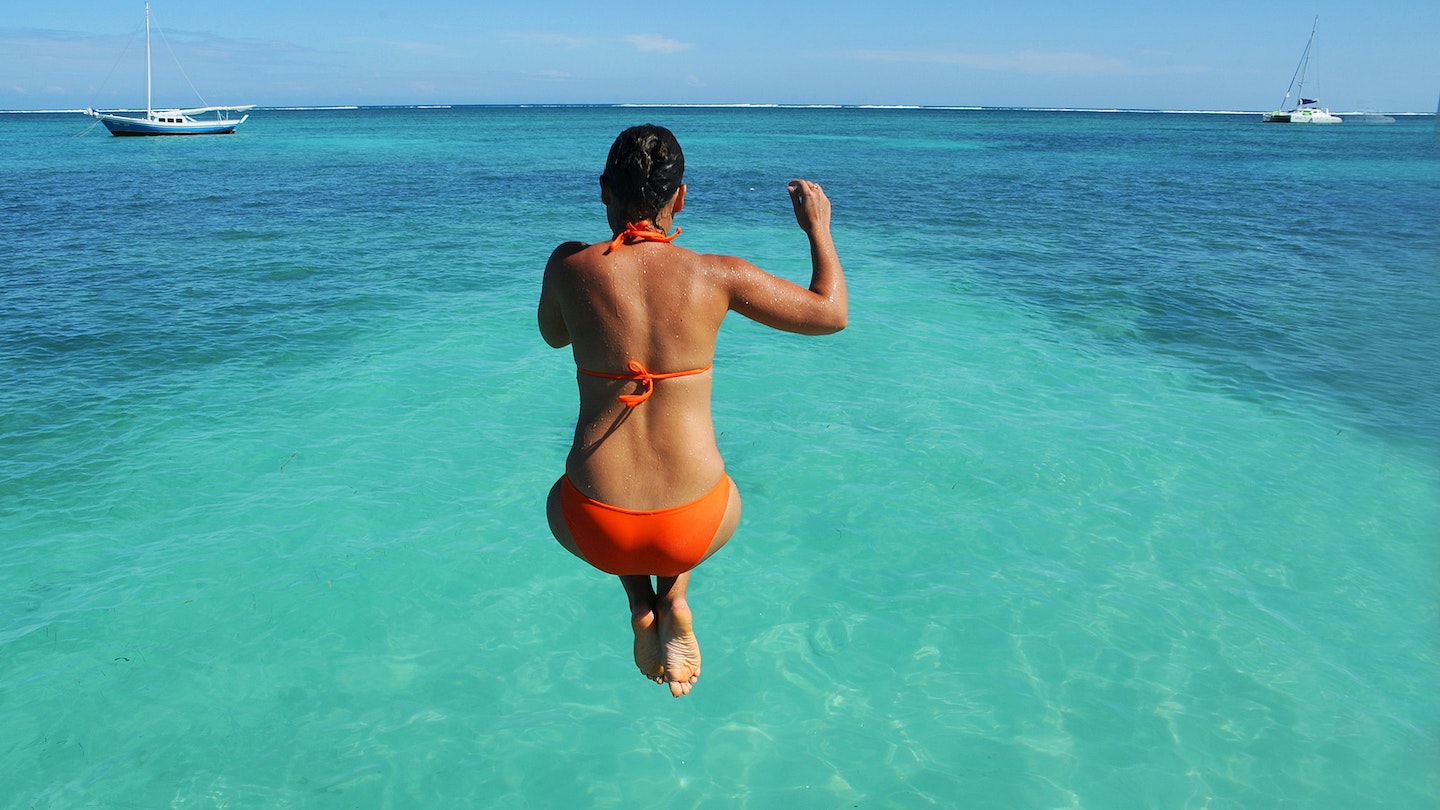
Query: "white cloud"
506 32 585 49
626 34 692 54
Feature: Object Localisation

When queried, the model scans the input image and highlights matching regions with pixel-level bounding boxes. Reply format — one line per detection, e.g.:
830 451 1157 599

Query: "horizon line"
5 103 1437 116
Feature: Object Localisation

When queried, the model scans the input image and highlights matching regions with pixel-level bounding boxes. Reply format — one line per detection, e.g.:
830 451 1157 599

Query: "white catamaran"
85 3 253 136
1263 18 1341 124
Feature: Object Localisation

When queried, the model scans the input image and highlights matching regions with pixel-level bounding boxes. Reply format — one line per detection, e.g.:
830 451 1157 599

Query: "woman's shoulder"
690 250 766 281
547 240 592 264
545 241 610 283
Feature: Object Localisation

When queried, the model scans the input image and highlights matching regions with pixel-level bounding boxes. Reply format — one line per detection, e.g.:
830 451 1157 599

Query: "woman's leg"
619 575 665 683
546 477 588 563
549 475 736 695
654 572 701 697
552 480 666 682
650 478 738 696
694 476 743 567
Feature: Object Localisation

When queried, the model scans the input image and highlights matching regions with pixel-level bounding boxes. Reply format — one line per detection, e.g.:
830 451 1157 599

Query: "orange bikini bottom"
558 474 733 577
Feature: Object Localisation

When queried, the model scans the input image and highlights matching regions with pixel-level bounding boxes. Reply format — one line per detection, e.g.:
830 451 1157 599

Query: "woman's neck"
608 211 671 236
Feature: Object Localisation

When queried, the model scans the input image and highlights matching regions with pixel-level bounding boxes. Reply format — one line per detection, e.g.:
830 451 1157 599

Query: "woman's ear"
600 179 612 205
672 184 686 214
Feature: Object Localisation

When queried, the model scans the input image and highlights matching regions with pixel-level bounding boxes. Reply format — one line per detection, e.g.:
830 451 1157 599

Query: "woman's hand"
788 179 831 236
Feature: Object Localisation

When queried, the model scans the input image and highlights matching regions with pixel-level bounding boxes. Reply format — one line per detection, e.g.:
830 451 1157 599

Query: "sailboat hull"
94 113 247 136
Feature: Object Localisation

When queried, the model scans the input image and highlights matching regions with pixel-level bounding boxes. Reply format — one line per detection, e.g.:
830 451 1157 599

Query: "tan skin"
539 177 846 697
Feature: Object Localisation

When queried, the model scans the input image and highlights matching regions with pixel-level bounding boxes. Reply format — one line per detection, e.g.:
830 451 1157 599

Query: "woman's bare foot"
658 596 701 697
631 607 665 683
620 575 665 683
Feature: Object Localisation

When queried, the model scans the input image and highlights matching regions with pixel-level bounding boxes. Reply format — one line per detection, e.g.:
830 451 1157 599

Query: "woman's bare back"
546 237 732 508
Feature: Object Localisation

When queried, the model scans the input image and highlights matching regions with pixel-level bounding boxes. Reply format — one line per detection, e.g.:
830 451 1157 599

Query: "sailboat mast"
145 2 152 116
1296 17 1317 106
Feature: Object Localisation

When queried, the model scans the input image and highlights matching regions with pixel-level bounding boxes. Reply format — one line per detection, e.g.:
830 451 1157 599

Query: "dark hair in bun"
601 124 685 221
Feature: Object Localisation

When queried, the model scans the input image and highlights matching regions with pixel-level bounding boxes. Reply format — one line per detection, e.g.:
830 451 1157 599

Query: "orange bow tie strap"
606 222 681 254
578 360 712 407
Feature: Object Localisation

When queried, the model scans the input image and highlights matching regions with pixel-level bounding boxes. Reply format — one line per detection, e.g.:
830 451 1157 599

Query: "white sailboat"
84 3 253 136
1263 18 1341 124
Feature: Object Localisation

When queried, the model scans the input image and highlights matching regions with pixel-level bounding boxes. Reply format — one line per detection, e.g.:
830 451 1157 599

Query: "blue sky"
3 1 1437 112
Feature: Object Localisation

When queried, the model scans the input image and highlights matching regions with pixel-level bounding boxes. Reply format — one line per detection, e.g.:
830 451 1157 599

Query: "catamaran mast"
1297 17 1318 107
1279 17 1318 111
145 2 152 116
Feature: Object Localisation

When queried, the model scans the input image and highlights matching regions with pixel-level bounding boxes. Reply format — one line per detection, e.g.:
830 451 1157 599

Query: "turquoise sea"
3 106 1438 808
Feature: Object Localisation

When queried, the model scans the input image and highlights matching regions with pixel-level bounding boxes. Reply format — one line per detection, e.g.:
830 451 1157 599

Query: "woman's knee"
547 478 587 561
699 477 742 563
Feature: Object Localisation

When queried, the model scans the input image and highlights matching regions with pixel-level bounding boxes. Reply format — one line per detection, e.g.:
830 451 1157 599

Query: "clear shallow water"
2 107 1438 807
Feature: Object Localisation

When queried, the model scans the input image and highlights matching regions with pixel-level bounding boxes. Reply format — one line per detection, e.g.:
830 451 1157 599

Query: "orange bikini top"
606 221 681 254
578 360 711 407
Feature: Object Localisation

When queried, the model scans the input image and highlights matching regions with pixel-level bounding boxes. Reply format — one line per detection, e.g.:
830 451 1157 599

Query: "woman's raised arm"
724 179 847 335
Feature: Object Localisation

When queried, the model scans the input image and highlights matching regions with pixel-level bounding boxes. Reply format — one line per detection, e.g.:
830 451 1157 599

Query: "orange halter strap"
578 360 712 407
606 222 681 254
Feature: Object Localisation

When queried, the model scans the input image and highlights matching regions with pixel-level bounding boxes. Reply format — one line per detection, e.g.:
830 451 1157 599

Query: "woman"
539 124 847 697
